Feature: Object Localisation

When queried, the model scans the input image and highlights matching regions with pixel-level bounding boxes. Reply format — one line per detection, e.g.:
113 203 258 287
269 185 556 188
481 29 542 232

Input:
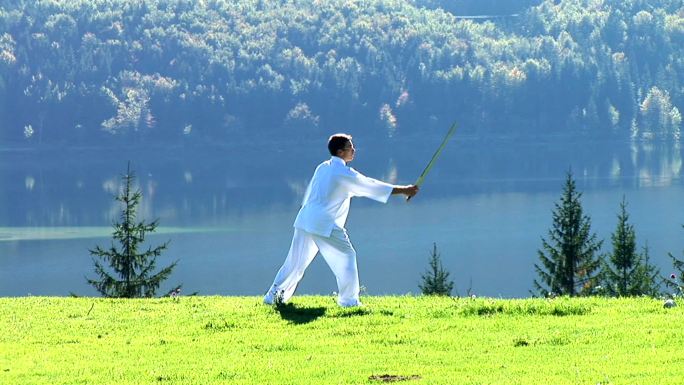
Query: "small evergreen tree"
87 163 178 298
601 197 660 296
533 171 603 297
419 243 454 296
632 243 662 297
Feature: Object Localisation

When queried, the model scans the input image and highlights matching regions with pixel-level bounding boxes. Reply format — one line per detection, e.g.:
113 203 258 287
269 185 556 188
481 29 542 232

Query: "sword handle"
404 183 421 202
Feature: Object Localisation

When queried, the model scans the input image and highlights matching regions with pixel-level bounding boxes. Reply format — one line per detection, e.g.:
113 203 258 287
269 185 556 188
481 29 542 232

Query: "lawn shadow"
274 303 326 325
335 307 371 317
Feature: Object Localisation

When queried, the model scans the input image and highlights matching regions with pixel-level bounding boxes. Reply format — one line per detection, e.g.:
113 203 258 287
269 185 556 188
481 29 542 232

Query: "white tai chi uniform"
264 156 396 307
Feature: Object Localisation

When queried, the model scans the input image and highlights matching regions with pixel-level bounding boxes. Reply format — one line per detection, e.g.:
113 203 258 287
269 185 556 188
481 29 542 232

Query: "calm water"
0 137 682 297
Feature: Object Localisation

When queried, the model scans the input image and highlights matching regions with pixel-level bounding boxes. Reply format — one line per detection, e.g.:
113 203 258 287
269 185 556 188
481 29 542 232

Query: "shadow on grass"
334 307 371 317
274 303 326 325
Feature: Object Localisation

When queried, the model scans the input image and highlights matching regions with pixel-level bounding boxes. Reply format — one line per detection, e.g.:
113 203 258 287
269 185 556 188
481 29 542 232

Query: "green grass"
0 296 680 384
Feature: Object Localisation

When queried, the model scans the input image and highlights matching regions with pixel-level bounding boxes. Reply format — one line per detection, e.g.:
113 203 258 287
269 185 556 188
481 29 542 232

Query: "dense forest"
0 0 682 145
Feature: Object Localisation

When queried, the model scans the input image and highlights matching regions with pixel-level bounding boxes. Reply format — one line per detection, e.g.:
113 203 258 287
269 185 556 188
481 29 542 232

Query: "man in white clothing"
264 133 419 307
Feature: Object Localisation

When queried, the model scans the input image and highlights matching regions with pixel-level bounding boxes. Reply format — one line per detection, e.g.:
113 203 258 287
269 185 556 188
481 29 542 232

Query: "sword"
407 121 458 201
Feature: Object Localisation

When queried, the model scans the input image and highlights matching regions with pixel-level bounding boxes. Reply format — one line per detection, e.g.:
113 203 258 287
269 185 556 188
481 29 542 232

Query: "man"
264 133 419 307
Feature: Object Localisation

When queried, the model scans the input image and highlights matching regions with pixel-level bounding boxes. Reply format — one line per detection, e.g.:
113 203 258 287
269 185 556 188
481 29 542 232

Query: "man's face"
340 141 355 162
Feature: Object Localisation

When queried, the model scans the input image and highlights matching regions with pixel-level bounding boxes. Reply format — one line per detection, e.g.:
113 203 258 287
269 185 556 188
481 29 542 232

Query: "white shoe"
338 299 363 308
264 288 285 305
263 292 274 305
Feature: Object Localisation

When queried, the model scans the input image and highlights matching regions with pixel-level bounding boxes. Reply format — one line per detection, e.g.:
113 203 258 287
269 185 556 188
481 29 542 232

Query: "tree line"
532 171 663 297
421 170 684 298
0 0 682 145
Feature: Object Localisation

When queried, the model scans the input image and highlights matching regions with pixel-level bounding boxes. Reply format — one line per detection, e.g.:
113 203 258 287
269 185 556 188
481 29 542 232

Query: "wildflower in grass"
667 225 684 296
663 273 683 300
592 285 607 296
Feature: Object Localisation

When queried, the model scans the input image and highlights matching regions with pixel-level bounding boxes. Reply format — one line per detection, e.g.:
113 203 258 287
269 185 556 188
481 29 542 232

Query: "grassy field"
0 296 680 384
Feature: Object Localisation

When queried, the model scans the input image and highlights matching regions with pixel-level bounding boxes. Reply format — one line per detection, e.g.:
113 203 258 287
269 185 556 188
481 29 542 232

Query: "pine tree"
419 243 454 296
87 163 178 298
632 243 661 297
602 197 660 296
533 171 603 297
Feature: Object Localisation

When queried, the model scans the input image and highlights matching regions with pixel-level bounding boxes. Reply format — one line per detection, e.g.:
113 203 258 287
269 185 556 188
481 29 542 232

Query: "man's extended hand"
392 184 419 198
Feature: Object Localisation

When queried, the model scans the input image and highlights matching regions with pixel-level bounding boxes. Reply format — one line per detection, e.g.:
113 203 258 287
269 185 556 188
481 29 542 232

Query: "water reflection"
8 138 680 226
383 158 398 184
102 177 118 194
0 138 683 296
610 157 621 181
286 179 308 199
25 176 35 191
630 140 682 187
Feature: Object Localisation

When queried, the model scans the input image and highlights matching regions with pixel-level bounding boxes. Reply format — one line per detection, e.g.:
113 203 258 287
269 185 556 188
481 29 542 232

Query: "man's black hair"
328 133 352 156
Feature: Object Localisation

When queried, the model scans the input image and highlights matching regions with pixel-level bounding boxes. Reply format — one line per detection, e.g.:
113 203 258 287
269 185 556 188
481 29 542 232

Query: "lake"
1 136 682 298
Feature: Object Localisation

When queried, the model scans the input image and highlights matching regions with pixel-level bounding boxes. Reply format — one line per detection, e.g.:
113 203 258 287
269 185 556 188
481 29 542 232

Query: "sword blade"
414 121 458 187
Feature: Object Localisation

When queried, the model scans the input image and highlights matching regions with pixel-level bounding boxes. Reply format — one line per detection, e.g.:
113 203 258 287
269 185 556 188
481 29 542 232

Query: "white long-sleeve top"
293 156 396 237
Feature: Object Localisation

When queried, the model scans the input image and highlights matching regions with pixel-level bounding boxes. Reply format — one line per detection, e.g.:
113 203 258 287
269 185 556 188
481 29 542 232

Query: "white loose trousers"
265 227 361 307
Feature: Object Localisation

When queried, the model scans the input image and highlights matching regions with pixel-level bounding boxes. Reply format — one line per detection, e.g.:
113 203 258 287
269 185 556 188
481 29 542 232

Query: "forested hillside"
0 0 681 145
